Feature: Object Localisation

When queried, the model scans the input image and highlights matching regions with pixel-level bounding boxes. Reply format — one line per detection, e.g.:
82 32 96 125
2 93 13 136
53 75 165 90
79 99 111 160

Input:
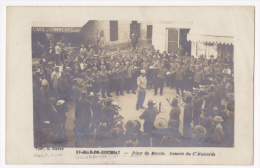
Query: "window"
147 25 153 39
110 21 118 41
130 21 140 38
167 28 179 54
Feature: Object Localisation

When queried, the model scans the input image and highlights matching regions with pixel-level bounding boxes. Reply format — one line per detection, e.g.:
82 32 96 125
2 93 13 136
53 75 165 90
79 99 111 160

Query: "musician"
168 98 181 136
183 95 194 138
55 42 62 65
139 100 159 134
112 62 124 96
154 63 167 96
136 70 147 110
90 94 104 136
208 55 217 66
174 66 184 97
80 44 87 58
102 97 119 124
100 65 109 98
92 66 101 94
194 66 205 88
124 62 136 94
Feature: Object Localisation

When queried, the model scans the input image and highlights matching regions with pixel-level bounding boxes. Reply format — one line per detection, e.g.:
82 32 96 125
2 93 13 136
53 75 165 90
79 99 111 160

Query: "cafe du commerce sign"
32 27 81 33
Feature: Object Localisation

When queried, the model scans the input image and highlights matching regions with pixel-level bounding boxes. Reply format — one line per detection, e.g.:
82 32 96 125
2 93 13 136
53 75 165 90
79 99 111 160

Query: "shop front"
187 20 234 59
32 27 84 57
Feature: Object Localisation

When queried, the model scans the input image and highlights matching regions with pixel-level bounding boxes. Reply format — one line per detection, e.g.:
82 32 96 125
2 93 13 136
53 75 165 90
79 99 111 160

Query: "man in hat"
154 62 167 96
100 65 109 98
54 42 62 65
112 62 124 96
175 66 184 97
194 65 205 88
183 95 194 138
208 55 216 66
136 69 147 110
102 97 119 124
51 66 60 99
169 98 181 136
79 90 92 136
80 44 87 58
90 94 104 136
139 100 159 134
72 79 81 119
124 62 136 94
58 71 69 100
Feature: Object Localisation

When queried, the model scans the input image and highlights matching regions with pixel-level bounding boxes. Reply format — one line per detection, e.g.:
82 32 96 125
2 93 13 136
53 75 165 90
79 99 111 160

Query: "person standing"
139 100 159 134
168 98 181 136
100 65 109 98
183 95 194 138
136 70 147 110
55 42 62 66
154 63 167 96
72 79 81 119
174 66 184 97
51 67 60 100
58 71 69 100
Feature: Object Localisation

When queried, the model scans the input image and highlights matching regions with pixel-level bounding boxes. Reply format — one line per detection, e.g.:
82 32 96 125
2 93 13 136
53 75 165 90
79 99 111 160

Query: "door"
167 28 179 54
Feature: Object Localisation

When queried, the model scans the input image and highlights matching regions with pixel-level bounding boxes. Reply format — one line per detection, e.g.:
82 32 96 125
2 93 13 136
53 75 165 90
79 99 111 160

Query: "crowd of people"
33 39 234 148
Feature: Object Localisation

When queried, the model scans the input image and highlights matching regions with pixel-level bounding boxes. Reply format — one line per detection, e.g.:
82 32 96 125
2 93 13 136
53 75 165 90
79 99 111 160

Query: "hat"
154 118 168 129
105 97 113 104
170 98 178 106
42 79 49 86
140 69 146 74
57 100 65 106
114 115 124 122
193 125 207 136
213 116 224 122
147 99 154 107
89 92 94 96
185 95 192 103
124 120 138 130
166 71 171 75
110 127 123 138
149 66 154 69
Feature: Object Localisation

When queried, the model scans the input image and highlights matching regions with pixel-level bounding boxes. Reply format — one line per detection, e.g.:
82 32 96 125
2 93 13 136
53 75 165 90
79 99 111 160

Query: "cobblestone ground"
64 86 185 147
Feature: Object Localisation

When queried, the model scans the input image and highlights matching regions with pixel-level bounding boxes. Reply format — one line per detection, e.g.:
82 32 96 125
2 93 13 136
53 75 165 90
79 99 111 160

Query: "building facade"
81 20 153 52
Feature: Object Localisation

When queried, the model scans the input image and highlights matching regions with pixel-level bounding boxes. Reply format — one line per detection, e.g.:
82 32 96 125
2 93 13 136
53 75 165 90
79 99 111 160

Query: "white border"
0 0 259 168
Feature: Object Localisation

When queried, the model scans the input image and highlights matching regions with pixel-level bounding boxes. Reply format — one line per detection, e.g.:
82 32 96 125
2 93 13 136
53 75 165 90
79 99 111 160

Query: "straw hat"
193 125 207 136
213 116 224 123
154 118 168 129
57 100 65 106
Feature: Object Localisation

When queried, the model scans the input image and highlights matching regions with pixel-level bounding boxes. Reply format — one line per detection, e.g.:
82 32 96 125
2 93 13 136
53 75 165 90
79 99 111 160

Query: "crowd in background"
33 39 234 148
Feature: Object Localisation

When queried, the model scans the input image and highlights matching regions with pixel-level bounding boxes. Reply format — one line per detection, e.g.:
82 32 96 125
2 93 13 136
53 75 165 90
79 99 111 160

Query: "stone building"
81 20 153 52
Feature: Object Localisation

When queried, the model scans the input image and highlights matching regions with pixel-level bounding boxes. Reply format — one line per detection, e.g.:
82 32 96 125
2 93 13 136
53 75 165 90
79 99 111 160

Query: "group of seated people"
32 41 234 147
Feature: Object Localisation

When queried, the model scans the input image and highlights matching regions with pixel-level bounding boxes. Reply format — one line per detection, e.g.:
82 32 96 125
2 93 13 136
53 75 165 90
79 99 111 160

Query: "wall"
81 20 152 51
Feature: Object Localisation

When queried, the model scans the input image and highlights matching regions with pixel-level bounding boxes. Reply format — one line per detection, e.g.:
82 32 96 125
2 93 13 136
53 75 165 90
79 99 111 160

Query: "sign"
32 27 81 33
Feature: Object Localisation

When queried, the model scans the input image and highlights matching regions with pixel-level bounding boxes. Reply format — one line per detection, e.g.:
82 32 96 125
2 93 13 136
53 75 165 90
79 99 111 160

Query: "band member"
112 62 124 96
92 66 101 94
100 65 109 98
183 95 194 138
55 42 62 65
139 100 159 134
154 63 167 96
136 70 147 110
174 66 184 97
124 62 136 94
168 98 181 136
208 55 216 66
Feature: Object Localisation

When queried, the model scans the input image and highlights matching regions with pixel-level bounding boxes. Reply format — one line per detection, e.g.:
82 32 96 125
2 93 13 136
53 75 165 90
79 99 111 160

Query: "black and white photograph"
4 5 256 165
32 19 235 148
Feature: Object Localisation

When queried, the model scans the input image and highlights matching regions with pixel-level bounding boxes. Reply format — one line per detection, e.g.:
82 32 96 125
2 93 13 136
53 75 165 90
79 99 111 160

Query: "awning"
187 14 234 45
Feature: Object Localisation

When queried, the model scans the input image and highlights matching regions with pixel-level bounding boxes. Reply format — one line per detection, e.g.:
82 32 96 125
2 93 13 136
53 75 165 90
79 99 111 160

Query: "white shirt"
137 75 147 91
55 45 61 54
